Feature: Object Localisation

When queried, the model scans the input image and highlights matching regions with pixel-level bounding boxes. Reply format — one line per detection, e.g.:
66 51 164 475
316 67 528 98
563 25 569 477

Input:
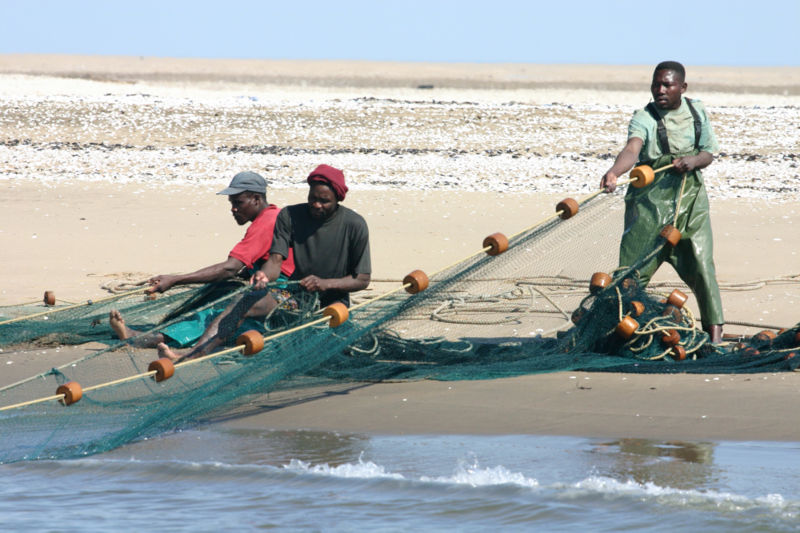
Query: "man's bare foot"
157 342 184 362
109 310 137 340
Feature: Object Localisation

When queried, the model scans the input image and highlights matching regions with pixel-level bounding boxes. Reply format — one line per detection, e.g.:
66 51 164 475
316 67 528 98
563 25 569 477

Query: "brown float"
660 224 681 247
323 302 349 328
483 232 509 256
630 165 655 188
556 198 579 220
57 381 83 406
148 358 175 382
589 272 612 294
403 270 429 294
235 330 265 355
615 316 639 339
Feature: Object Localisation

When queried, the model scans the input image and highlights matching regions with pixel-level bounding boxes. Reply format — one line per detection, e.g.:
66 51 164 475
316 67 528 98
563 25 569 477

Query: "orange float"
589 272 612 294
483 232 509 256
785 352 797 361
660 225 681 247
556 198 579 220
236 330 264 355
753 330 777 344
43 291 56 306
148 358 175 382
660 329 680 347
667 289 688 309
323 302 349 328
742 346 761 357
571 307 586 324
629 301 645 317
57 381 83 406
403 270 429 294
661 304 682 323
615 316 639 339
795 331 800 345
630 165 655 188
670 345 687 361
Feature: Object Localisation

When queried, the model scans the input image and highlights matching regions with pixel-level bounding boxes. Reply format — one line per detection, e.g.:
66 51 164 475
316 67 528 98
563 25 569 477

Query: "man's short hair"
654 61 686 82
248 191 267 202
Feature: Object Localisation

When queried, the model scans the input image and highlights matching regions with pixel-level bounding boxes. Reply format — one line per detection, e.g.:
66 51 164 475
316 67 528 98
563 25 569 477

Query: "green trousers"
619 154 724 327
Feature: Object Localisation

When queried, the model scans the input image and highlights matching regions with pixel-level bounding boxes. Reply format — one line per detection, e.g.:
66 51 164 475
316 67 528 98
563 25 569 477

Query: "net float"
235 330 264 355
753 330 777 344
323 302 349 328
403 270 429 294
556 198 579 220
56 381 83 406
662 304 682 323
667 289 688 309
630 165 655 188
660 225 681 247
629 301 645 317
615 316 639 339
589 272 612 294
483 232 509 256
148 358 175 382
660 329 680 347
670 345 687 361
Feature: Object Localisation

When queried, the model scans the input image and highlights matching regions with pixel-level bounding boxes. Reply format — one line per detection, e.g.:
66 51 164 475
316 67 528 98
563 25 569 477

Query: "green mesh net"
1 192 798 464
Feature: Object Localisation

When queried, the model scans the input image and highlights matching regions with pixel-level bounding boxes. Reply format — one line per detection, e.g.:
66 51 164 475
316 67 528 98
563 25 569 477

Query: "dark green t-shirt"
270 203 371 307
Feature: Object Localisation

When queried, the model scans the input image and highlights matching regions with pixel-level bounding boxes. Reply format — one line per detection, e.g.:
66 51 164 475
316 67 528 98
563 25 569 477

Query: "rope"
0 287 150 326
673 172 688 227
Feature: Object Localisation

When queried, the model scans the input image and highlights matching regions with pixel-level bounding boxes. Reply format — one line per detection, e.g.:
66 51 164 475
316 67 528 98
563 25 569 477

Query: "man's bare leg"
156 291 278 362
109 310 166 347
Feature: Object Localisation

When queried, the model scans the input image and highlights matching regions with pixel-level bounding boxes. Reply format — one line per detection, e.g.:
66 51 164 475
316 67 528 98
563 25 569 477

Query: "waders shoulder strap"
646 102 671 155
646 98 702 154
684 97 702 150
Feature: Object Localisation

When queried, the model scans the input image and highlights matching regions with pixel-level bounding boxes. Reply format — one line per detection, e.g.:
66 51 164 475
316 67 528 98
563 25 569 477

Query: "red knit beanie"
307 164 348 201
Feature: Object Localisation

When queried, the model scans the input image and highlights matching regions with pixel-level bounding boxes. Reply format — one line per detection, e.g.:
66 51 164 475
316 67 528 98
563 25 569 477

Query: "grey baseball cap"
217 171 267 195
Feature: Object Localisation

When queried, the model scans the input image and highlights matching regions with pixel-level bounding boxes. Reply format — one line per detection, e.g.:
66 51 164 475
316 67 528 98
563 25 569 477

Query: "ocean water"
1 427 797 532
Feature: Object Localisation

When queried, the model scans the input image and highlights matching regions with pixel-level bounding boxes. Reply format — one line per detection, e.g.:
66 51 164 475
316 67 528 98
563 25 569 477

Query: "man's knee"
243 292 277 317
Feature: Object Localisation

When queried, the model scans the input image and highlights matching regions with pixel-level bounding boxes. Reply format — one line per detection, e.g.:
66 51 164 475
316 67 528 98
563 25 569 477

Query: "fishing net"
1 190 798 464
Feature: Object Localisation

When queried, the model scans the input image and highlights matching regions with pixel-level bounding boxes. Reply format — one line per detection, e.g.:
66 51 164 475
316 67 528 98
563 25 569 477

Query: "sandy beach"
1 55 799 442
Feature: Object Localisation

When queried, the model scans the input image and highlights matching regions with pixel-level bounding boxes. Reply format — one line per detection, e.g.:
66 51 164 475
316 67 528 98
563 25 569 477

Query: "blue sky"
1 0 798 66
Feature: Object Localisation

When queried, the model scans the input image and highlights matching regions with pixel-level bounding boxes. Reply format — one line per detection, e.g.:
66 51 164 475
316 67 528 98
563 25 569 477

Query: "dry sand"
1 55 799 442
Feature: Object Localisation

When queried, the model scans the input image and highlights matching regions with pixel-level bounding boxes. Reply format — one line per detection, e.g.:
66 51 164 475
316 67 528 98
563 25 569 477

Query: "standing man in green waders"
600 61 724 343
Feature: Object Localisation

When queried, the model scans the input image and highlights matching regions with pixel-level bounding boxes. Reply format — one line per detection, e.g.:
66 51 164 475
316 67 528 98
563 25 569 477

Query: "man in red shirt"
109 171 293 347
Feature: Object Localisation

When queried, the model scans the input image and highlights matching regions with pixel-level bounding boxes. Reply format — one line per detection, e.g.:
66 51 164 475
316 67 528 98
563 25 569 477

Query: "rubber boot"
705 324 723 344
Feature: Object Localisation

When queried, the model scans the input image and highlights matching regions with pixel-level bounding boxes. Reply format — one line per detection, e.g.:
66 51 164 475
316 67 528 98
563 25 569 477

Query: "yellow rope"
0 287 150 326
673 172 688 227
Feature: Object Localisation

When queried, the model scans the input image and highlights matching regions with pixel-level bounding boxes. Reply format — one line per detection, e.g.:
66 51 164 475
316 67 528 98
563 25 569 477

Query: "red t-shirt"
229 205 294 276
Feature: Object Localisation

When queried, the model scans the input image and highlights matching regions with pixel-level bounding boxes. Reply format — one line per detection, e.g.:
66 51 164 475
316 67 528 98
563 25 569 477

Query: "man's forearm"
326 274 370 293
180 260 245 284
260 254 284 282
609 146 639 176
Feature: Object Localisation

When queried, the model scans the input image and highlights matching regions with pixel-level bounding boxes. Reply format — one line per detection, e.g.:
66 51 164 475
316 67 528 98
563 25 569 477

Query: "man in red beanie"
157 164 370 362
255 164 370 307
